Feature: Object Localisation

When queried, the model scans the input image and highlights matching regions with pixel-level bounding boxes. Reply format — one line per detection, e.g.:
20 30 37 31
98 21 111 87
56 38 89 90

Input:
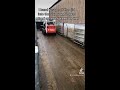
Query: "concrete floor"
37 31 85 90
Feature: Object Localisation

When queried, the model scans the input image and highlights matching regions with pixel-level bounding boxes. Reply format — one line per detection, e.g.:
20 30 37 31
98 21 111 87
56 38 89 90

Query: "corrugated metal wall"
49 0 85 47
49 0 85 24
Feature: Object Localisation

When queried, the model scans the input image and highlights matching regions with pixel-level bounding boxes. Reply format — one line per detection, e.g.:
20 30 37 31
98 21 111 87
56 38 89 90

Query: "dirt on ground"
37 31 85 90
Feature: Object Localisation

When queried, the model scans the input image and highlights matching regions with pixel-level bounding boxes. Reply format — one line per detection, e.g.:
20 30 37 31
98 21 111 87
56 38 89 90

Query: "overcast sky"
35 0 58 17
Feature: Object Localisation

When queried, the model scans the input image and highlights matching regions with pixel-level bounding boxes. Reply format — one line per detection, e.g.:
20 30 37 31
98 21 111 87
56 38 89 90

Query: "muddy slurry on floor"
37 31 85 90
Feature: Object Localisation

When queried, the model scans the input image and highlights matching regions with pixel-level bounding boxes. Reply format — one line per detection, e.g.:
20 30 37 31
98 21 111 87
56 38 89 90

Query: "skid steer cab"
42 19 56 35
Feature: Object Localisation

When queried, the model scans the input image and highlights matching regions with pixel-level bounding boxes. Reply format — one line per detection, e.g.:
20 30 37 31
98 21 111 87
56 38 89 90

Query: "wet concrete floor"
37 31 85 90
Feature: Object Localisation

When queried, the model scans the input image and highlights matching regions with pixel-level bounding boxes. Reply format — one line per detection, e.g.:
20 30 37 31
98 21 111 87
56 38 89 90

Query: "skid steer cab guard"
42 19 56 35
